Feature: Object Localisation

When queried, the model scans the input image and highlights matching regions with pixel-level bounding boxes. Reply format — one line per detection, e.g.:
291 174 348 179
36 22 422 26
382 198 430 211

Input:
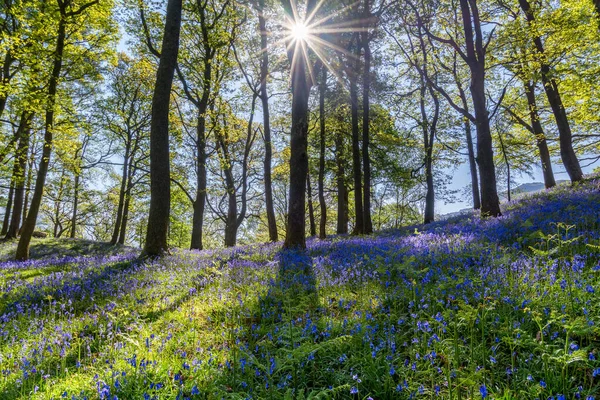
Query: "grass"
0 178 599 399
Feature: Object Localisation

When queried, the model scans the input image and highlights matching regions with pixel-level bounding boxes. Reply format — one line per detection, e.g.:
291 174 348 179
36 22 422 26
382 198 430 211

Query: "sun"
291 22 310 42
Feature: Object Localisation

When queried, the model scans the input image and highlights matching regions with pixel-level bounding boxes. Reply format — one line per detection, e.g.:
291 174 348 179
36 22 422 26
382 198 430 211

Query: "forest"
0 0 600 398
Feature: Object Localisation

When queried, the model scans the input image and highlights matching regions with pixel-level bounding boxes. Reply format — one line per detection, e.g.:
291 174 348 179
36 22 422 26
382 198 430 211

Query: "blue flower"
480 384 487 398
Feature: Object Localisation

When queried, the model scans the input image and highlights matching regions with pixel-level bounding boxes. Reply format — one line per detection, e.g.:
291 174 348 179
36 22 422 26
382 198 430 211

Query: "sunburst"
278 0 368 88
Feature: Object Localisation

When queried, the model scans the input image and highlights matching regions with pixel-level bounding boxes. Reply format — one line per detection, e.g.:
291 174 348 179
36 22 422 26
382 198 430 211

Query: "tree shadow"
207 248 329 398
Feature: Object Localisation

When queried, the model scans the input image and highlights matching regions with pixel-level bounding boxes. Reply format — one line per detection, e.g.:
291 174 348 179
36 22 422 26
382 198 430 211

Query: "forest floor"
1 177 600 399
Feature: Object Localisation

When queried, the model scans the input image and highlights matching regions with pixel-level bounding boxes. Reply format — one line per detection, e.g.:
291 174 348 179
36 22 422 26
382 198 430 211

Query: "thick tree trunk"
223 166 238 247
470 65 501 217
16 15 67 260
142 0 183 257
258 0 278 242
524 81 556 189
335 132 348 234
111 146 129 245
459 0 501 217
307 173 316 237
189 113 208 250
518 0 582 183
361 8 373 234
350 71 364 234
6 113 31 239
2 184 14 236
318 68 327 239
420 87 436 224
283 55 311 248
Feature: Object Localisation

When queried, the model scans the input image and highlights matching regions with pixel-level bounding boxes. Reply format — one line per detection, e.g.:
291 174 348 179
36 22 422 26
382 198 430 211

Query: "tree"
411 0 501 217
280 0 320 249
16 0 111 260
101 55 152 245
317 67 327 238
142 0 183 257
256 0 278 242
517 0 583 182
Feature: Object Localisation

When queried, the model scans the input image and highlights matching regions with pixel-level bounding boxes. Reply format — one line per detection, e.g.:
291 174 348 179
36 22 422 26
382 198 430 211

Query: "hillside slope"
0 177 599 399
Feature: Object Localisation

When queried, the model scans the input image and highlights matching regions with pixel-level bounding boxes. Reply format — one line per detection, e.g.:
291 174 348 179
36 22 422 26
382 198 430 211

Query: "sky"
437 157 600 214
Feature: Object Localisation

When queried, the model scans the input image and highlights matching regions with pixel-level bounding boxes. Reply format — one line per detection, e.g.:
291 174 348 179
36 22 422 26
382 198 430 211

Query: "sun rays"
276 0 369 88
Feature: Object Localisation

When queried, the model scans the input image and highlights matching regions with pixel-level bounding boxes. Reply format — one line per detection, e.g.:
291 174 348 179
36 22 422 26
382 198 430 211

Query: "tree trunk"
518 0 582 182
258 0 278 242
471 64 501 217
143 0 183 257
452 56 480 210
361 4 373 234
22 141 35 230
283 53 311 249
318 67 327 239
2 184 14 236
335 131 348 234
524 81 556 189
350 67 364 234
69 173 79 238
111 145 129 245
459 0 501 217
118 175 132 245
464 119 481 209
6 113 31 239
16 14 67 260
189 58 211 250
420 84 437 224
307 172 316 237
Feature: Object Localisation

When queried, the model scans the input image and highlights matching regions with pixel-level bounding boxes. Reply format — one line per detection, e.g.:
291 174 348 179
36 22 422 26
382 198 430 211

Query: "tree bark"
421 82 439 224
524 81 556 189
335 130 348 234
283 52 311 248
143 0 183 257
349 61 364 234
118 174 132 245
318 67 327 239
307 172 316 237
454 70 481 209
518 0 582 182
459 0 501 217
6 113 31 239
258 0 278 242
361 1 373 234
2 184 14 236
16 12 68 260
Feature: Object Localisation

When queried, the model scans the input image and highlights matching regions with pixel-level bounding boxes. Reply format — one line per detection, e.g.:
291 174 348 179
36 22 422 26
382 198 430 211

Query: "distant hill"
440 180 569 219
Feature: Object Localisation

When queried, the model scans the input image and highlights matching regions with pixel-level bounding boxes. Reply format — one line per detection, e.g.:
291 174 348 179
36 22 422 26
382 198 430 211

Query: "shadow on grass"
210 248 326 398
0 238 135 262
